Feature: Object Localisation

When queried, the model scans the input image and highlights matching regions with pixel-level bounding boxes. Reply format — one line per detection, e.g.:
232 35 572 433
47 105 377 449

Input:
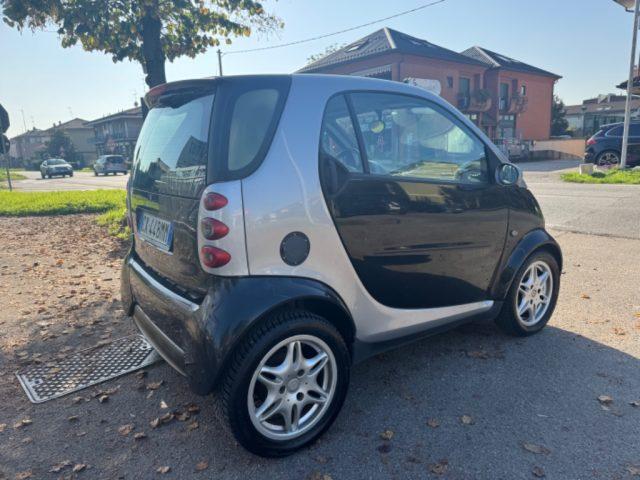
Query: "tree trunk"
141 9 166 88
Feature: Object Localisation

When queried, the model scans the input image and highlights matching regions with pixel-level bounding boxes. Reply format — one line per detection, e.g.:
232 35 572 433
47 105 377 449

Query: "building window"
499 82 510 111
520 85 527 96
458 77 471 109
447 76 454 88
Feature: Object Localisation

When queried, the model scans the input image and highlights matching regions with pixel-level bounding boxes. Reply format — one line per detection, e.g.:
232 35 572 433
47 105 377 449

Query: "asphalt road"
520 160 640 240
12 170 128 191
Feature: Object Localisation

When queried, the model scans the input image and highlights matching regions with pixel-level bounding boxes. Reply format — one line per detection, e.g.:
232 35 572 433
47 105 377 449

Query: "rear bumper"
121 255 213 393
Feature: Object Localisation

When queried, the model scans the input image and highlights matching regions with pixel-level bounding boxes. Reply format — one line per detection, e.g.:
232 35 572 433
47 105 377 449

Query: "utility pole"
217 49 224 77
620 0 640 169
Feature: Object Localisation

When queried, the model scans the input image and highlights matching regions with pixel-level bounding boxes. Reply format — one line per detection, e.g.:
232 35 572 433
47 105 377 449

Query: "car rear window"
107 156 124 164
132 93 214 197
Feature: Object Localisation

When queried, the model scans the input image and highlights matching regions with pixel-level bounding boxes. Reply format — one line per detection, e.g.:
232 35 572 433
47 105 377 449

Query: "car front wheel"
220 310 350 457
496 251 560 336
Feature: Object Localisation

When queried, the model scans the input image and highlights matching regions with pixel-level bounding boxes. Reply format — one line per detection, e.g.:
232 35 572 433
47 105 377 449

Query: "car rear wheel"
596 150 620 168
495 251 560 336
220 310 350 457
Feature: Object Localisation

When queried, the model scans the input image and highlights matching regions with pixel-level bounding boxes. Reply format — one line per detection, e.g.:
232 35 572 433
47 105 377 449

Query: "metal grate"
16 335 160 404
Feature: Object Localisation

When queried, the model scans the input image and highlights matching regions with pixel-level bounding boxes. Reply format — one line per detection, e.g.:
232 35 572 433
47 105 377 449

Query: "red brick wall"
497 70 556 141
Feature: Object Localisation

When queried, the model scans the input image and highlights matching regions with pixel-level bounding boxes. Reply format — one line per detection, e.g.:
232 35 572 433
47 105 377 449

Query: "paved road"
12 170 128 191
520 160 640 239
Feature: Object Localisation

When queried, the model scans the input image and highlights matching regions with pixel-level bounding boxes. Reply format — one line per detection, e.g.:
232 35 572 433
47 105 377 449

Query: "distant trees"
551 95 569 137
2 0 283 88
45 130 76 161
306 43 345 65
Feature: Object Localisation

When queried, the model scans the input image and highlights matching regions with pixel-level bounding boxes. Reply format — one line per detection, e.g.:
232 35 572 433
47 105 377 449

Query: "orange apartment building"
298 28 561 141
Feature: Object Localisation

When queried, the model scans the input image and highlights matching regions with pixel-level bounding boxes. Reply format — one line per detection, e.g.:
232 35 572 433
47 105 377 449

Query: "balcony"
457 89 493 113
500 94 528 114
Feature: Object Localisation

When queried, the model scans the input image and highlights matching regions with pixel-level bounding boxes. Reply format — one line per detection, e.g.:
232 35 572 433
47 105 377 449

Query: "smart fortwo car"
121 74 562 457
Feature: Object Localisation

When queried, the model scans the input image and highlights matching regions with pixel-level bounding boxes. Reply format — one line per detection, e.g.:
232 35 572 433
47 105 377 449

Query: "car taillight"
201 218 229 240
200 246 231 268
586 137 597 146
204 193 228 211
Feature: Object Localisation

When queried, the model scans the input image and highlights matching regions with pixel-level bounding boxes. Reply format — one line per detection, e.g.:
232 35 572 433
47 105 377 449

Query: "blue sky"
0 0 634 137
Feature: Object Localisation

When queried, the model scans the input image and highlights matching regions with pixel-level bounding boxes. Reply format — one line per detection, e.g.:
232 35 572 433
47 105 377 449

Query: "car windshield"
48 159 67 165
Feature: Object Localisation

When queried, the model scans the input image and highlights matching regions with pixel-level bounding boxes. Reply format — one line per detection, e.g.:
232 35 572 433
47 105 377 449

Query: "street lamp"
614 0 640 169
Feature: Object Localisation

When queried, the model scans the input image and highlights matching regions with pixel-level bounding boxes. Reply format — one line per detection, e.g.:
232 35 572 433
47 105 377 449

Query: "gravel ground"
0 215 639 480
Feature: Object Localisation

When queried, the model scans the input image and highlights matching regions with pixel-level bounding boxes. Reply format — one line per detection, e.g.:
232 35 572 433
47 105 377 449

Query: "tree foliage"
2 0 282 87
306 43 344 65
551 95 569 136
45 129 76 161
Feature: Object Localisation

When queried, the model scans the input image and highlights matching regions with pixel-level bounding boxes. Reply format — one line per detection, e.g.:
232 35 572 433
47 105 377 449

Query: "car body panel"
585 122 640 166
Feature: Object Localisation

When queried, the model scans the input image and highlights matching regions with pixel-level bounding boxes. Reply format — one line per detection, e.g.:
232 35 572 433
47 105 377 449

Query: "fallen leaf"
133 431 147 440
49 460 72 473
71 396 84 404
426 418 440 428
306 473 333 480
187 421 199 431
157 466 171 474
380 429 394 441
522 442 551 455
176 411 191 422
21 437 32 444
72 463 86 473
15 471 32 480
428 459 449 475
460 415 475 425
13 418 32 429
160 400 169 409
627 465 640 476
186 403 200 414
532 466 546 478
147 381 164 390
466 350 489 359
195 461 209 472
630 400 640 408
597 395 613 405
0 423 6 432
580 293 591 299
150 418 161 429
97 394 109 403
118 424 134 436
68 416 79 422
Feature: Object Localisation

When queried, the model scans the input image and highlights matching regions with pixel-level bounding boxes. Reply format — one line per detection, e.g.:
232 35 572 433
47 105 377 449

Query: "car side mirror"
496 163 520 186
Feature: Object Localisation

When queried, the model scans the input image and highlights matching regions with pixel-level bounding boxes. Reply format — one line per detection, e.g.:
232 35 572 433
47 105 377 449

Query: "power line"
223 0 447 55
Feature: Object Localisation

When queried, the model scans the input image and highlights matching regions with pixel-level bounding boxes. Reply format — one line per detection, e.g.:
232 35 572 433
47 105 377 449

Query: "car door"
319 92 509 309
627 124 640 165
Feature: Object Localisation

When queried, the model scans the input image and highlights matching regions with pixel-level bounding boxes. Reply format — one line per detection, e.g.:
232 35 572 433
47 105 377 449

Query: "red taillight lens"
204 193 228 211
200 246 231 268
586 137 597 146
201 218 229 240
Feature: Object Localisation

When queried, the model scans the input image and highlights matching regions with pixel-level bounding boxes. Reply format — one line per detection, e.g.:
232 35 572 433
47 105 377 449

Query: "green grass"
96 205 131 239
0 190 125 217
561 169 640 185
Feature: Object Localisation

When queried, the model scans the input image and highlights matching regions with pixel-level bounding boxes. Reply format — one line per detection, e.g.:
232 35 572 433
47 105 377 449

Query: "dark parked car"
585 121 640 167
94 155 128 175
121 74 562 457
40 158 73 178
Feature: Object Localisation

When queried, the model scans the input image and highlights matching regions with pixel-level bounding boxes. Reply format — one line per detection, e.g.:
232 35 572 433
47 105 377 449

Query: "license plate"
137 212 173 251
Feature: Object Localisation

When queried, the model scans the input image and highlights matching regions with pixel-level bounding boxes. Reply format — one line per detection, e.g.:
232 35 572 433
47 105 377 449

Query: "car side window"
349 92 489 184
319 95 364 173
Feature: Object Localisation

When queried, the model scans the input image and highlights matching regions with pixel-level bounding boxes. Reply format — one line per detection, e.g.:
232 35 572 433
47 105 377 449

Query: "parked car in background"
40 158 73 178
585 121 640 167
93 155 128 175
121 74 562 457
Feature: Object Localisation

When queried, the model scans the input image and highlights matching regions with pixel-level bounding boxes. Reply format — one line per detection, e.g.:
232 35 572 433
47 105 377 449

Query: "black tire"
495 250 560 337
596 150 620 167
69 172 74 177
220 310 350 457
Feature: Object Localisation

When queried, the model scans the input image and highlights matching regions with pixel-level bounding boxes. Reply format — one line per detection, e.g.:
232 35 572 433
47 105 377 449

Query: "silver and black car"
93 155 128 175
121 74 562 457
40 158 73 178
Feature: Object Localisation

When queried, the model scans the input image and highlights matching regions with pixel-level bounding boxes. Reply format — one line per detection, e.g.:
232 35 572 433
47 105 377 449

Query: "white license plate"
138 212 173 251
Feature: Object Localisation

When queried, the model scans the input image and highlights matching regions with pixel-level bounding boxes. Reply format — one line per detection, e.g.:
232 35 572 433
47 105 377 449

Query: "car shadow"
2 319 639 479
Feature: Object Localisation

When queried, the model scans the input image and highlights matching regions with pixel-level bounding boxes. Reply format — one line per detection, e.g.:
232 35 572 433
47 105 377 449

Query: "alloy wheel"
515 260 553 327
247 334 337 441
597 151 619 167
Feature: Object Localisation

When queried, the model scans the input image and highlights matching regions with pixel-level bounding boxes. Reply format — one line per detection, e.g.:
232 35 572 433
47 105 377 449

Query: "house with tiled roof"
299 28 561 141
